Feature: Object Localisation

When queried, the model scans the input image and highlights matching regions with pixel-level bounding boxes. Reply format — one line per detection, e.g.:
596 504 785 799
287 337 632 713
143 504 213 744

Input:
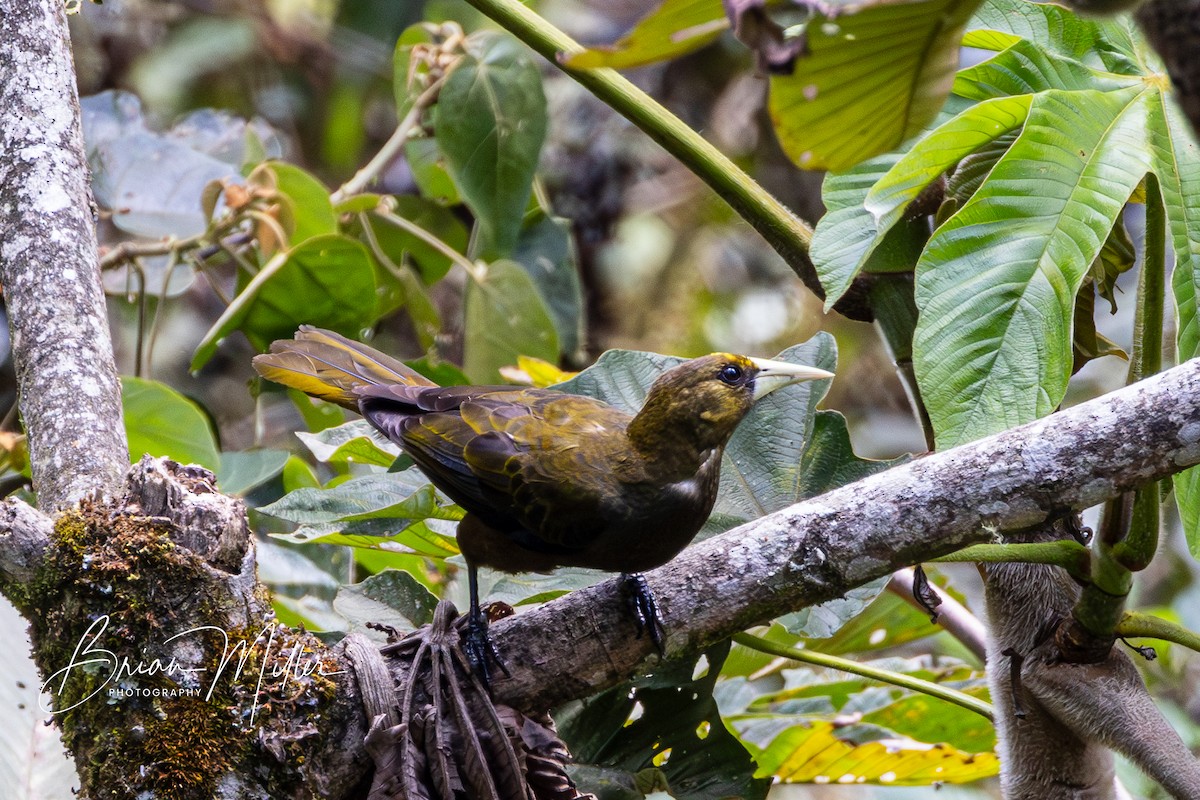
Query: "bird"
253 326 834 680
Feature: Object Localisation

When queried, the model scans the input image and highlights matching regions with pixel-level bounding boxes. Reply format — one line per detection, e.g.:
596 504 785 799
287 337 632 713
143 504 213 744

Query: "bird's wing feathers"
360 386 632 551
252 326 435 409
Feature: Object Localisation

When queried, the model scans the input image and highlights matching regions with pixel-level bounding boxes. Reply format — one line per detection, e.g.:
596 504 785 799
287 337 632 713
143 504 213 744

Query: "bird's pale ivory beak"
749 357 835 400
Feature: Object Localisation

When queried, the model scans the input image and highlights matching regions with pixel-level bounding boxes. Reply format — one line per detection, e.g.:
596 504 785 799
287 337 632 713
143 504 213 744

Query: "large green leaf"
1155 98 1200 558
364 197 467 285
334 568 439 630
558 642 769 800
435 32 547 258
768 0 981 171
967 0 1139 72
263 470 462 558
122 376 220 471
864 94 1033 233
953 37 1141 101
512 210 587 359
810 95 1033 306
913 86 1153 447
265 161 338 244
216 449 288 495
260 470 463 525
192 234 378 370
463 259 559 383
564 0 726 70
295 420 401 468
809 151 919 306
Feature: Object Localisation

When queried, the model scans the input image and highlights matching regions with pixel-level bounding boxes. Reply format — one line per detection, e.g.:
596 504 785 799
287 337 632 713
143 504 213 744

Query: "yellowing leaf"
745 720 997 785
500 355 577 388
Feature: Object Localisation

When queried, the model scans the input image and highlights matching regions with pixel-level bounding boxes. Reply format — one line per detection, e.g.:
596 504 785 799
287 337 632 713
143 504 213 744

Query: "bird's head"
630 353 835 458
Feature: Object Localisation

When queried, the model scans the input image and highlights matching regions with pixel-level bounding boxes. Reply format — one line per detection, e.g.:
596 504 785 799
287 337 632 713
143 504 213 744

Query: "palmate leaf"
768 0 981 172
1154 97 1200 557
914 85 1154 447
809 94 1032 308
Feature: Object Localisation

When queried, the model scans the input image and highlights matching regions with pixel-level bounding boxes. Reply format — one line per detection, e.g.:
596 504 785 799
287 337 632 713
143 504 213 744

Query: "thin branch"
458 0 819 292
332 77 447 205
1117 611 1200 655
733 632 994 721
485 358 1200 710
932 541 1092 581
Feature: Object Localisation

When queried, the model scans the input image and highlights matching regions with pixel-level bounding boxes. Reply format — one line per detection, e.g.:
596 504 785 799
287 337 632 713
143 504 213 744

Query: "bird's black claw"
911 564 942 624
463 611 510 691
622 572 666 653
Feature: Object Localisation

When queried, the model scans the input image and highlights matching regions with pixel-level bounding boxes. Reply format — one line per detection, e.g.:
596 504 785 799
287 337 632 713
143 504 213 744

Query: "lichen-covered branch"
0 0 128 511
487 357 1200 710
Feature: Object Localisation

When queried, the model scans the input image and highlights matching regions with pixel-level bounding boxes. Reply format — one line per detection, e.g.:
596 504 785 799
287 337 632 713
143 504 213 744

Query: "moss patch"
16 499 343 799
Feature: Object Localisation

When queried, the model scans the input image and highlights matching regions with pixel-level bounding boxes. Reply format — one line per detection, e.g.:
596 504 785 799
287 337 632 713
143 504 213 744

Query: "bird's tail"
252 326 436 410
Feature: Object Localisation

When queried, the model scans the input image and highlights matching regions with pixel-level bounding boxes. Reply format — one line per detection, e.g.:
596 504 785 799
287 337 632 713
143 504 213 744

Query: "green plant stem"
332 76 446 204
1116 612 1200 655
458 0 818 289
932 541 1091 580
1112 174 1165 571
374 206 484 281
733 633 993 721
868 273 935 449
1070 177 1169 644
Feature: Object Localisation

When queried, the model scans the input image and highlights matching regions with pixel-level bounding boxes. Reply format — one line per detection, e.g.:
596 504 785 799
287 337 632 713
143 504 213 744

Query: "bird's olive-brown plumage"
254 327 832 665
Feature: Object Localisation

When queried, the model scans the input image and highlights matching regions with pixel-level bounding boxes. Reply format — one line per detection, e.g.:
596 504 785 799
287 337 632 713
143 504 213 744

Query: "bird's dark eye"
719 364 744 385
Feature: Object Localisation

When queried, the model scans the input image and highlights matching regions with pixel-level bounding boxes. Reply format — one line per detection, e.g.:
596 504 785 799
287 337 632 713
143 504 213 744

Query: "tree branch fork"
0 358 1197 791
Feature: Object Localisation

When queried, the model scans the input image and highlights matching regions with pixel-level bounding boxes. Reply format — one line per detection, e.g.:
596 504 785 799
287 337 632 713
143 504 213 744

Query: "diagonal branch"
486 357 1200 710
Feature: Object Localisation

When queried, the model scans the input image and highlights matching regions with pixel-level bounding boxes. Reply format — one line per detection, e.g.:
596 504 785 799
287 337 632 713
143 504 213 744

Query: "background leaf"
122 376 220 471
512 210 587 359
558 642 769 800
717 655 997 786
333 568 440 631
914 87 1152 447
435 32 547 258
768 0 981 171
463 260 560 383
192 234 378 369
565 0 726 70
216 449 288 495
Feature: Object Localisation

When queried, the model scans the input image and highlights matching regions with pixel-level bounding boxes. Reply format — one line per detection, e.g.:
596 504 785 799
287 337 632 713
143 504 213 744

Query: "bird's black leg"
461 563 509 688
622 572 665 654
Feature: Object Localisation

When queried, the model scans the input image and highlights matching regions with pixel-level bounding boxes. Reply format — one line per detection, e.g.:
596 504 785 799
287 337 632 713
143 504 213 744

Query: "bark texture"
0 0 128 511
5 458 371 799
